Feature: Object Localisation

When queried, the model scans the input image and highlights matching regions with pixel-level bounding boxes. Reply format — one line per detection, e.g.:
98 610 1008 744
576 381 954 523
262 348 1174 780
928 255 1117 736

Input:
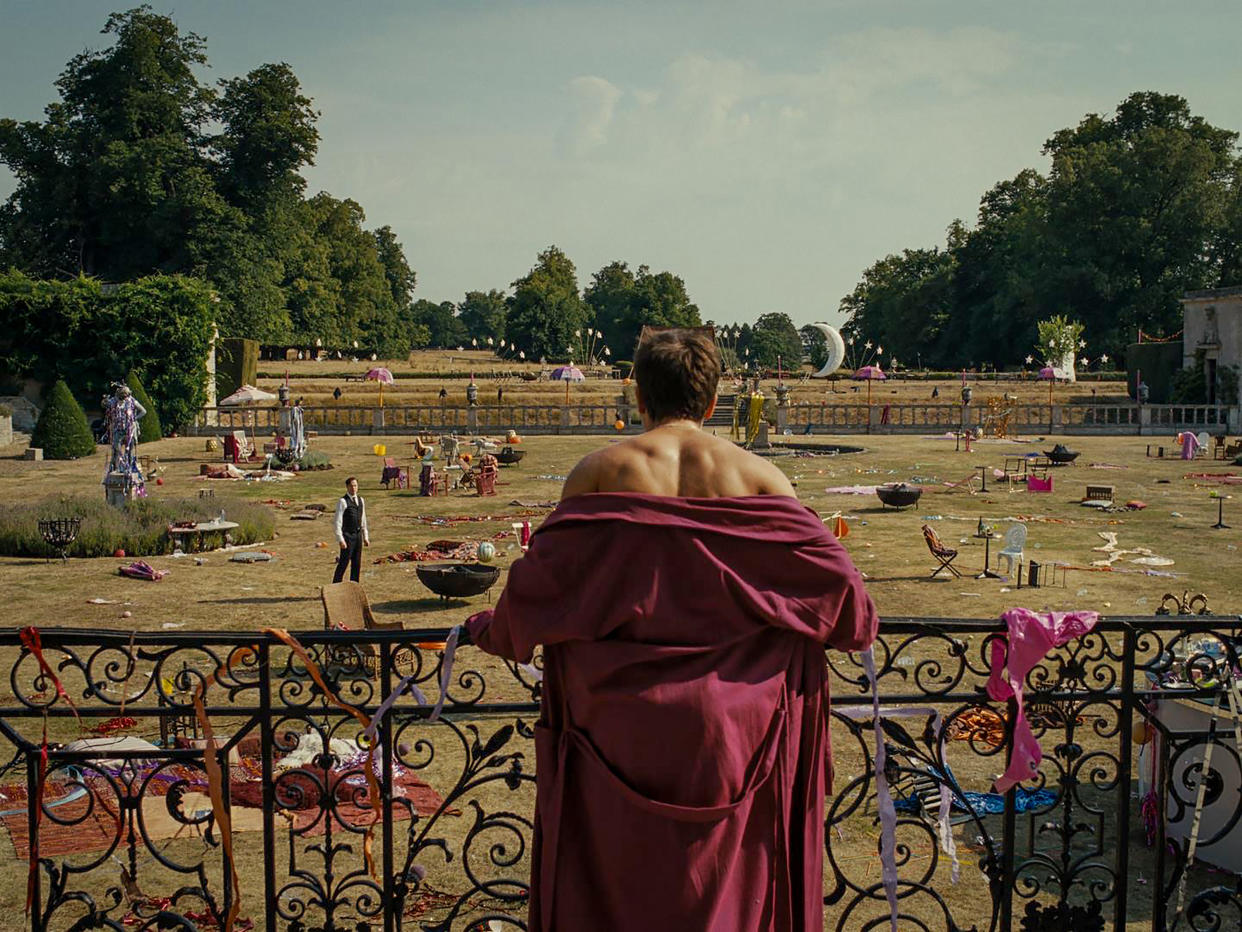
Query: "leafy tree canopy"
840 92 1241 369
0 270 214 428
458 289 508 343
0 6 415 357
749 312 802 370
506 246 588 361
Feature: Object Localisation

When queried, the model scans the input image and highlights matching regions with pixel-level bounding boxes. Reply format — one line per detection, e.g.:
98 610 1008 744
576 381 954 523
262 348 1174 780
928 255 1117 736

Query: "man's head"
633 327 721 424
345 476 358 496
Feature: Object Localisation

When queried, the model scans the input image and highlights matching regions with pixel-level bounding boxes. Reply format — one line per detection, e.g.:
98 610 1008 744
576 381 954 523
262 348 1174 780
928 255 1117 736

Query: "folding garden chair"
922 524 961 578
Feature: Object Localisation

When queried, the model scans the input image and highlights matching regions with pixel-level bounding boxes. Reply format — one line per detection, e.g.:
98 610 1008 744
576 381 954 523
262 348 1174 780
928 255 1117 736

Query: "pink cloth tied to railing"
987 608 1099 793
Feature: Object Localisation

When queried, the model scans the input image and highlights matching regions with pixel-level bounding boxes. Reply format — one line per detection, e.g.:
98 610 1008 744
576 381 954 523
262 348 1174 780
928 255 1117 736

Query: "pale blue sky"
2 1 1240 327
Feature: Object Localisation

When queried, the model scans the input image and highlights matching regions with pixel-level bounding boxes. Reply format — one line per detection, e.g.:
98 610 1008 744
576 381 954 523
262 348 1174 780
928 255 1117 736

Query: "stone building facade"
1181 286 1242 404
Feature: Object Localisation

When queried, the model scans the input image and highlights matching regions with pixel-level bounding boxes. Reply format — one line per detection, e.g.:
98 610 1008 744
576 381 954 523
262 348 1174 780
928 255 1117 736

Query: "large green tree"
0 6 419 354
458 289 507 342
211 62 319 208
0 7 224 280
839 245 956 369
584 260 701 358
748 312 803 370
841 92 1241 367
506 246 588 361
411 299 468 349
1040 92 1237 355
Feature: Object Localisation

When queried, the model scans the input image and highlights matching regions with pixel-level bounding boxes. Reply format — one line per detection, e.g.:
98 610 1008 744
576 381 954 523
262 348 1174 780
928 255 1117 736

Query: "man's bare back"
561 420 796 500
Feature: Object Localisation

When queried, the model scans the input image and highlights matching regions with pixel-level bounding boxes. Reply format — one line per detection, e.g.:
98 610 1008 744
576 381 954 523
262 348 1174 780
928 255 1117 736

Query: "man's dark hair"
633 327 721 423
345 476 357 486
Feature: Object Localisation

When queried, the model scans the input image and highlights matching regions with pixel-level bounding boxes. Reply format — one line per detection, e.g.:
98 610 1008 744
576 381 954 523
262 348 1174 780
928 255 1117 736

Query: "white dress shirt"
333 494 369 546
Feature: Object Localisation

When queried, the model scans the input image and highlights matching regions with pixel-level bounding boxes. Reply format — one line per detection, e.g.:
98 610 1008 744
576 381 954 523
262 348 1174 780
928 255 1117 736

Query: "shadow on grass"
197 596 318 605
373 597 492 615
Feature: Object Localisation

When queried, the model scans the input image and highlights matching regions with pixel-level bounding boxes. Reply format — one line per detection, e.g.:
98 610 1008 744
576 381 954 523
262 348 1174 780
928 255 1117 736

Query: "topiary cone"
31 379 97 459
126 370 163 443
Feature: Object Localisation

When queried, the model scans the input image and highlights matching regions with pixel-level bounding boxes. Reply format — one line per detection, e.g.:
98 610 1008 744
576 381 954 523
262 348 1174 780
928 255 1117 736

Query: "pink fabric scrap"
986 608 1099 793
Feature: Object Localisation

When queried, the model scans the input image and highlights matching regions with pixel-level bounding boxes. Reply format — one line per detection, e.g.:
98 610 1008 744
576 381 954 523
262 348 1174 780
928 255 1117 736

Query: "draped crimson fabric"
467 493 878 931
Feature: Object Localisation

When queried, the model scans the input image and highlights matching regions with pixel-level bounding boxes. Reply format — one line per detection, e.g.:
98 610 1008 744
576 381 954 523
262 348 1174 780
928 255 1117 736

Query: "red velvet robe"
467 493 878 931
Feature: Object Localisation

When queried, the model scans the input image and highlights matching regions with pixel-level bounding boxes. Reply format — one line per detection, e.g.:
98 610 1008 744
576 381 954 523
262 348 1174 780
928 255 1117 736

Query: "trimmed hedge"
31 379 96 459
0 495 275 558
126 370 163 443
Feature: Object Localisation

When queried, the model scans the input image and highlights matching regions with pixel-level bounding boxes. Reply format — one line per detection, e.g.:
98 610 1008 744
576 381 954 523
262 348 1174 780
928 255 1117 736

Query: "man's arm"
360 498 369 546
333 497 346 547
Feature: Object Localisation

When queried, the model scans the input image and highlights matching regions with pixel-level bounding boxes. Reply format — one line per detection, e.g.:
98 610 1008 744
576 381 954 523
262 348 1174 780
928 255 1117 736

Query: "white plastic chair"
997 523 1027 577
1196 431 1210 457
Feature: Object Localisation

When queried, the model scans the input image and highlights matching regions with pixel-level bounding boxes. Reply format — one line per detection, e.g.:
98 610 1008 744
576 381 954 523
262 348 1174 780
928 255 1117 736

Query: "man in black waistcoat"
332 476 370 583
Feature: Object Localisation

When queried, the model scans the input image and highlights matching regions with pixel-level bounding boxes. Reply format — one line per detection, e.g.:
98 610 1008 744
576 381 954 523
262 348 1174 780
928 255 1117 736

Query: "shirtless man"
561 327 794 500
466 326 876 931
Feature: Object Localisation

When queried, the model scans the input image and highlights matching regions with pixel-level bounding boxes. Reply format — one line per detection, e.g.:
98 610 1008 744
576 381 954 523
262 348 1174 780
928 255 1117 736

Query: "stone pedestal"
775 385 790 434
104 471 138 508
753 420 771 450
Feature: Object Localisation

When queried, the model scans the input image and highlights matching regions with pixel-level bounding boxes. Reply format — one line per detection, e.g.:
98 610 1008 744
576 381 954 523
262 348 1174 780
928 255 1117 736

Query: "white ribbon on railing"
362 626 462 741
431 626 462 723
835 702 959 883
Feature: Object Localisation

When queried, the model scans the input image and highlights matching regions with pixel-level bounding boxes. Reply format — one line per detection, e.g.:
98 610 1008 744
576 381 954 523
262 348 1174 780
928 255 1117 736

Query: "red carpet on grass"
2 771 448 860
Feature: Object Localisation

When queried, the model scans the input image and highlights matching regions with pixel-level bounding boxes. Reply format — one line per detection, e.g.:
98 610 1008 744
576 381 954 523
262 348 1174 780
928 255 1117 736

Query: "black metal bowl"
875 483 923 509
1042 448 1080 465
416 563 501 599
496 447 526 465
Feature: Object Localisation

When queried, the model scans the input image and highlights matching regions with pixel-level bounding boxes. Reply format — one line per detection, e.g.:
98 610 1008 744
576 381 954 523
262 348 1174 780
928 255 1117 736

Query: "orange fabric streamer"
260 628 383 878
19 627 81 918
193 651 249 932
18 627 81 724
192 628 389 931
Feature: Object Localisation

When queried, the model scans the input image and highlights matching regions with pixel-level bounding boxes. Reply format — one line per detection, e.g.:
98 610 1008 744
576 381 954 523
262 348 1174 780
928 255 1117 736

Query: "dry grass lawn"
0 421 1238 930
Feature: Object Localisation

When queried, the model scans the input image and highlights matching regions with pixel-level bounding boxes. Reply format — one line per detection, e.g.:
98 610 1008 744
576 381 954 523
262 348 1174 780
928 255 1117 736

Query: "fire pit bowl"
416 563 501 600
1043 445 1080 465
875 483 923 509
496 446 526 466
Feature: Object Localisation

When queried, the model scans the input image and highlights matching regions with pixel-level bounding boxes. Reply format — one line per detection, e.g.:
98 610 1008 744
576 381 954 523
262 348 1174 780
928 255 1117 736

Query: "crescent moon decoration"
809 323 846 378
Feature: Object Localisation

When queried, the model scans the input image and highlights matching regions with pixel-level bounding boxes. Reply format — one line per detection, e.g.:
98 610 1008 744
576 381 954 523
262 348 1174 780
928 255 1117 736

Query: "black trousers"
333 532 363 583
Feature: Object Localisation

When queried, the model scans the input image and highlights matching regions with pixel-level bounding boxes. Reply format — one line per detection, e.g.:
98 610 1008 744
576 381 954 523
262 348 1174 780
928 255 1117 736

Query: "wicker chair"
321 582 405 674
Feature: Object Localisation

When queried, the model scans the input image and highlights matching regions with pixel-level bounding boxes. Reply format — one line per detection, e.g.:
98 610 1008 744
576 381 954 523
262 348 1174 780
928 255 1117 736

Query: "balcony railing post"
27 749 42 931
1000 693 1018 930
380 639 398 932
1115 623 1136 928
259 639 278 931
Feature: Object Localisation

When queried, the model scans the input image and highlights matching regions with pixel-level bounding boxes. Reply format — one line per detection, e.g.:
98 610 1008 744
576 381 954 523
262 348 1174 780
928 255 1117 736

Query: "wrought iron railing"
1 618 1240 930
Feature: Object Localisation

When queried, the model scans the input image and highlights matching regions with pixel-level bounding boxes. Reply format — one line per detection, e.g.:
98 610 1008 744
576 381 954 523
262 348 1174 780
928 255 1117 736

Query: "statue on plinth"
102 383 147 503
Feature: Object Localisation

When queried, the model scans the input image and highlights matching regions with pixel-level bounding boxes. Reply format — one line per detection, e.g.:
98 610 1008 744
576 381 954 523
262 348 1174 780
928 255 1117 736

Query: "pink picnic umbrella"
1037 366 1059 408
365 367 395 407
852 365 887 405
